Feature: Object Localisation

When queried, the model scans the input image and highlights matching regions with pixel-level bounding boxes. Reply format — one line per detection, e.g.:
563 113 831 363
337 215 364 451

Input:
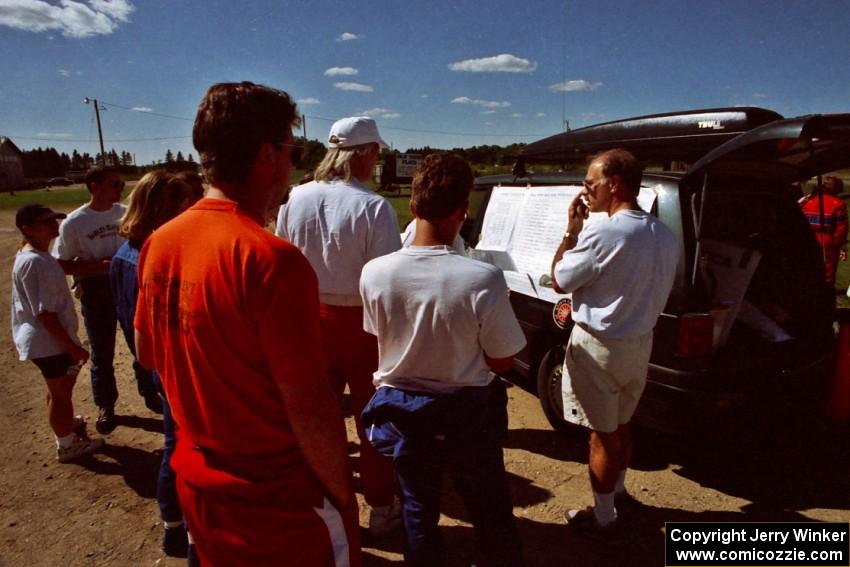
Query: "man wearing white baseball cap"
276 116 402 536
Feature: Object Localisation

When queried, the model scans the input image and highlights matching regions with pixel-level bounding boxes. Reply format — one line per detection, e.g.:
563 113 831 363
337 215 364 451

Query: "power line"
303 114 548 138
8 134 191 143
10 99 554 147
96 100 554 138
99 100 195 122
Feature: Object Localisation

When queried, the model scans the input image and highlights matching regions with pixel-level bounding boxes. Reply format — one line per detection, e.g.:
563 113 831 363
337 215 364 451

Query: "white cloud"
510 113 524 118
89 0 132 19
536 112 546 117
58 69 70 77
361 108 401 119
130 106 152 112
337 32 361 42
420 94 429 99
481 110 497 115
548 80 602 92
298 97 321 105
753 92 767 99
0 0 135 38
449 53 536 73
451 96 511 109
324 66 358 76
335 82 373 92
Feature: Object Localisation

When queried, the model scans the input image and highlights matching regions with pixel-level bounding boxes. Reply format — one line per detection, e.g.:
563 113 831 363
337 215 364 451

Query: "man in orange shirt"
800 176 848 286
134 82 360 567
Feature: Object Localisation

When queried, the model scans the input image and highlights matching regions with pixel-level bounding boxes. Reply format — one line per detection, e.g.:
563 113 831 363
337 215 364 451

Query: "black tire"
536 344 586 439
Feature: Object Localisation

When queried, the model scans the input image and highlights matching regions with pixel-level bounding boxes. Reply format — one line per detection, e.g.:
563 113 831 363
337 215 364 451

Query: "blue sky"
1 0 849 165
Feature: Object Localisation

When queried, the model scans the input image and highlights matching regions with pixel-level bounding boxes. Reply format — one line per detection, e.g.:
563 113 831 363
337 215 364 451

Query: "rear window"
696 188 833 336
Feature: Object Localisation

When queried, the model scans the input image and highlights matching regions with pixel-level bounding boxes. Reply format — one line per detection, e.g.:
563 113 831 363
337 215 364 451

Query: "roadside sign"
396 154 422 179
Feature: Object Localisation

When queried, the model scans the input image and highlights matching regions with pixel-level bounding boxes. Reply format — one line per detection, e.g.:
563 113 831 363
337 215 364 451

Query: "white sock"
615 469 627 495
592 491 616 526
56 432 76 449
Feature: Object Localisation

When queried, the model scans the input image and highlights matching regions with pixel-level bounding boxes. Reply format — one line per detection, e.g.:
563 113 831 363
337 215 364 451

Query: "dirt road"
0 208 847 567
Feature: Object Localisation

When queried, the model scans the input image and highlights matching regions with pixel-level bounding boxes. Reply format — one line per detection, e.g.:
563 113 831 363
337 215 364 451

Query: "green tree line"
22 142 525 180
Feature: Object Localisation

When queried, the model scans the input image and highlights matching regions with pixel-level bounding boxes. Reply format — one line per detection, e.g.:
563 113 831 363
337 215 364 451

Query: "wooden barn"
0 137 25 192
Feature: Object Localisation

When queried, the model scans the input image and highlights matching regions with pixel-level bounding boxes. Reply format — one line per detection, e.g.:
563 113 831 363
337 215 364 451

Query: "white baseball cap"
327 116 388 149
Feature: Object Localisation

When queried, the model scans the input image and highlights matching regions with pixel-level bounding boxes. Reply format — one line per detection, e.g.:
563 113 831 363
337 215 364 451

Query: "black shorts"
31 353 75 379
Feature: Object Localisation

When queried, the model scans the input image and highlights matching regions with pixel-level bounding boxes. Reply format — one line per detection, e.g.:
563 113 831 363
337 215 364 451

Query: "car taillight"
676 313 713 357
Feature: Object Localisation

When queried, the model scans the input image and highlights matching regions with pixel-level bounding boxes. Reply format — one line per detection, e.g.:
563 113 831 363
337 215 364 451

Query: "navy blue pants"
79 275 119 409
81 274 156 409
152 372 183 522
362 380 523 567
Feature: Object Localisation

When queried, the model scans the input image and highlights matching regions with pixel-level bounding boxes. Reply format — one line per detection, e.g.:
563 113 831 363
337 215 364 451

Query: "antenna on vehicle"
560 1 568 170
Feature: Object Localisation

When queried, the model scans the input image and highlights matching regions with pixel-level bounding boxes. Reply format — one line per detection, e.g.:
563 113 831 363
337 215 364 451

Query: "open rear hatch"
669 113 850 383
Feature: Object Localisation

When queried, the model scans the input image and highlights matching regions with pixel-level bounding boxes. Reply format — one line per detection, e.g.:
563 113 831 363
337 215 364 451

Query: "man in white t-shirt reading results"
550 148 679 538
360 154 527 566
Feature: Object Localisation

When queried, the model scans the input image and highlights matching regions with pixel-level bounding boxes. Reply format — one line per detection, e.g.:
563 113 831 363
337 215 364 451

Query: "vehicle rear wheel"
536 344 586 439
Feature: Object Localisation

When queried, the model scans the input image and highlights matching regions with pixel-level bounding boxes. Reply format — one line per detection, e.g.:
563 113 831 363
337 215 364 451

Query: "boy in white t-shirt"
12 204 105 462
360 154 527 566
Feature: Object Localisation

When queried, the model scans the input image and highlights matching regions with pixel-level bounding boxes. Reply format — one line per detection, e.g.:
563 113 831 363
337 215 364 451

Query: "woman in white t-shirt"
11 204 105 463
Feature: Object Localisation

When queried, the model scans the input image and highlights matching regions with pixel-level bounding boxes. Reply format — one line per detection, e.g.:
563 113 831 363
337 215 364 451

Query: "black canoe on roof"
519 107 783 164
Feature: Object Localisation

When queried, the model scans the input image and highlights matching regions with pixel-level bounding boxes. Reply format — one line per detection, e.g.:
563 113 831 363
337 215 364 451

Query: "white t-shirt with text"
360 245 527 394
52 203 126 262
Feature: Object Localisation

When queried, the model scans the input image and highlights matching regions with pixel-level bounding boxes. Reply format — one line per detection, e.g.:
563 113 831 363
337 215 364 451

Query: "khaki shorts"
562 324 652 433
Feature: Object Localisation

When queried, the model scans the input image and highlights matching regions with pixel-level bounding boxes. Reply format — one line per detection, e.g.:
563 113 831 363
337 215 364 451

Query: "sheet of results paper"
476 186 526 251
473 185 659 305
510 186 581 276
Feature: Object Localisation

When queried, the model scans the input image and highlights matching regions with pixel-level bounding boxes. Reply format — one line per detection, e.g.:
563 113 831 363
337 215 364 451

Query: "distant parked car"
45 177 74 187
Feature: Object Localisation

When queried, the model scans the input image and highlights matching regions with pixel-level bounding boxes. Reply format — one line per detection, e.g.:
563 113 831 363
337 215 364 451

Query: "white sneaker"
368 498 402 537
57 435 105 463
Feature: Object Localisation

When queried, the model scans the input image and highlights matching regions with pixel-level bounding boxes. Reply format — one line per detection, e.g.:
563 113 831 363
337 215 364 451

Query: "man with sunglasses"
550 149 678 540
135 82 360 566
53 165 160 434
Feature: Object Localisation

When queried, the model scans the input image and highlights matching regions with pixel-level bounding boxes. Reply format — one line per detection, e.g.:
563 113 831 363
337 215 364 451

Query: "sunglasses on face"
583 178 607 191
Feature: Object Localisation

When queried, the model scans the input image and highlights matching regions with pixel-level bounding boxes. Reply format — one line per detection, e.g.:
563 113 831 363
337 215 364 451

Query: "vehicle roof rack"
518 107 783 165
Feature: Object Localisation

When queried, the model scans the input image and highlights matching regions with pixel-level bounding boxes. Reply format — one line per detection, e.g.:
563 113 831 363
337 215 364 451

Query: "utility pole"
83 97 106 164
302 113 307 141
